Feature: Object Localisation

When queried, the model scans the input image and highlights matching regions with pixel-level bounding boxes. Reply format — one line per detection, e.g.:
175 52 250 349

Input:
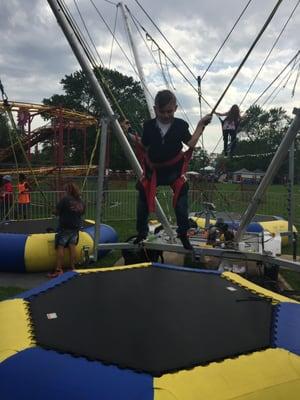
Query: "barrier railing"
0 190 299 225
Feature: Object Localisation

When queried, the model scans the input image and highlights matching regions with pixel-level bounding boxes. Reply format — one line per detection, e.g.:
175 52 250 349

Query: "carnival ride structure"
0 1 300 399
0 100 97 182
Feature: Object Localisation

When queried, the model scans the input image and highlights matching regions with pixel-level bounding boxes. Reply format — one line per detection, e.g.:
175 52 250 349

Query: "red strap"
139 148 193 212
170 148 193 208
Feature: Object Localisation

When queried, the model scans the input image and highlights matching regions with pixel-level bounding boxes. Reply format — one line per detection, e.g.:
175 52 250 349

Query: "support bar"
47 0 174 240
236 108 300 242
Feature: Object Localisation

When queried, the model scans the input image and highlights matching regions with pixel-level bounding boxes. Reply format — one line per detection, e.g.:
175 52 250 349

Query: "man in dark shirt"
49 183 85 278
135 90 212 249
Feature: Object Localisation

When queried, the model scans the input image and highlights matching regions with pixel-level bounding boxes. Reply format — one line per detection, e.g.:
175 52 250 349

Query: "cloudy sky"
0 0 299 153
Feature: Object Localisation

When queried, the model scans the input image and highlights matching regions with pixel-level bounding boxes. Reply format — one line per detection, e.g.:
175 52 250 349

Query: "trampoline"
0 218 118 272
1 263 300 399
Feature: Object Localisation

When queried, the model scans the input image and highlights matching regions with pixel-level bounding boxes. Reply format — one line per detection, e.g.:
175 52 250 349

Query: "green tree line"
0 67 299 181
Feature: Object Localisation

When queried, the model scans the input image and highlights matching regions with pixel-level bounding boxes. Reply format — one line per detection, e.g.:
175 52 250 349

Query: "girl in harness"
216 104 242 157
132 90 212 250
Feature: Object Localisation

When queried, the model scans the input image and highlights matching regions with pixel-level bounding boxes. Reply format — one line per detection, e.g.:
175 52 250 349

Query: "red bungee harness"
136 138 193 213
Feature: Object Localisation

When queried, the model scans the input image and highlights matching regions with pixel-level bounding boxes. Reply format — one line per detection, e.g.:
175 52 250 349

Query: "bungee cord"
73 0 104 67
108 5 119 68
202 0 253 80
252 50 300 106
211 0 284 114
261 59 299 107
240 0 300 108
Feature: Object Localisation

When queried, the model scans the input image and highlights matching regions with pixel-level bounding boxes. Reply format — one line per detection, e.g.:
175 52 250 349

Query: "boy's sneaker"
178 234 193 250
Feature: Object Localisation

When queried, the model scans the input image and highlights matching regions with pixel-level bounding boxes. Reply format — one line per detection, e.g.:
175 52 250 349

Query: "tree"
0 113 11 149
43 66 149 168
0 113 17 165
189 147 209 171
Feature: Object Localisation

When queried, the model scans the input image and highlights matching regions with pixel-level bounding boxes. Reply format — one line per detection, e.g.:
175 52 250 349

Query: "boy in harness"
134 90 212 250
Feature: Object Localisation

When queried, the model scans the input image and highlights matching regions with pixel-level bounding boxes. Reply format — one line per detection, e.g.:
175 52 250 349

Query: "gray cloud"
0 0 299 151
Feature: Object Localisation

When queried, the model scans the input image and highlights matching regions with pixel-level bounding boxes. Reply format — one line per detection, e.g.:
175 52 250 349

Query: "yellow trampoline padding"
260 220 297 246
25 231 94 272
223 272 298 304
192 217 296 246
155 349 300 400
192 216 216 228
0 299 34 363
79 263 152 274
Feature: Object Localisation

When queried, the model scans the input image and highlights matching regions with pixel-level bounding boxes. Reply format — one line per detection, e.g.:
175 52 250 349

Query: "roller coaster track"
0 100 97 163
0 164 98 177
0 125 53 163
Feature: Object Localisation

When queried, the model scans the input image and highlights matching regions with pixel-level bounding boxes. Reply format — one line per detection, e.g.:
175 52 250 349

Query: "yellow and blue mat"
0 263 299 399
0 219 117 272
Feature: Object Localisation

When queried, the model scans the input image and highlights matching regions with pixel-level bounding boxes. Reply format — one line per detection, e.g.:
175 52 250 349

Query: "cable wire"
73 0 104 67
202 0 253 80
211 0 284 114
240 0 300 108
133 0 198 82
128 9 214 110
89 0 139 77
261 59 298 107
292 61 300 97
252 50 300 106
108 5 119 68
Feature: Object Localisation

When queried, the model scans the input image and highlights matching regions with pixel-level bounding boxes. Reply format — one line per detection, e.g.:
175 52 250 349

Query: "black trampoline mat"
0 218 93 234
29 267 273 376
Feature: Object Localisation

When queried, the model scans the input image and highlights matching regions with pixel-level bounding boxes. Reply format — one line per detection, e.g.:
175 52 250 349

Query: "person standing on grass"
134 89 212 250
49 182 85 278
17 173 31 219
2 175 13 220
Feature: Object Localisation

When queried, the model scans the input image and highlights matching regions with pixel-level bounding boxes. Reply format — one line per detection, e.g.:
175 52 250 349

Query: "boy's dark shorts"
55 229 79 248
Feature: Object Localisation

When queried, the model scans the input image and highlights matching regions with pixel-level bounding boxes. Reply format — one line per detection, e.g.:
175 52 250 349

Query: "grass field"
0 287 25 301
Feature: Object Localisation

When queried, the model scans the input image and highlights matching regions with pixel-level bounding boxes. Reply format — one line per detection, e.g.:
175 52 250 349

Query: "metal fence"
1 190 299 226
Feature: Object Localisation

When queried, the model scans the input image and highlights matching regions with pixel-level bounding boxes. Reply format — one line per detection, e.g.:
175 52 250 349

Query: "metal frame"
48 0 300 277
97 239 300 272
47 0 174 241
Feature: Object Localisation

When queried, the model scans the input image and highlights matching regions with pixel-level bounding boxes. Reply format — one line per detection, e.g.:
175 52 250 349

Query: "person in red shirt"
2 175 13 220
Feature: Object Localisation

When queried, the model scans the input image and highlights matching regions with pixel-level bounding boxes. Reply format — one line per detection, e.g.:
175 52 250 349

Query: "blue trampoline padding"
222 221 263 233
13 271 78 300
85 224 118 257
153 262 222 274
273 303 300 355
0 233 27 272
0 348 153 400
246 222 264 233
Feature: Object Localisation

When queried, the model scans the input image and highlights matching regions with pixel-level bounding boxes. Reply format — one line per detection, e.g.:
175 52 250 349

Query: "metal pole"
288 140 295 243
119 2 155 118
47 0 174 240
235 108 300 242
93 118 109 263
